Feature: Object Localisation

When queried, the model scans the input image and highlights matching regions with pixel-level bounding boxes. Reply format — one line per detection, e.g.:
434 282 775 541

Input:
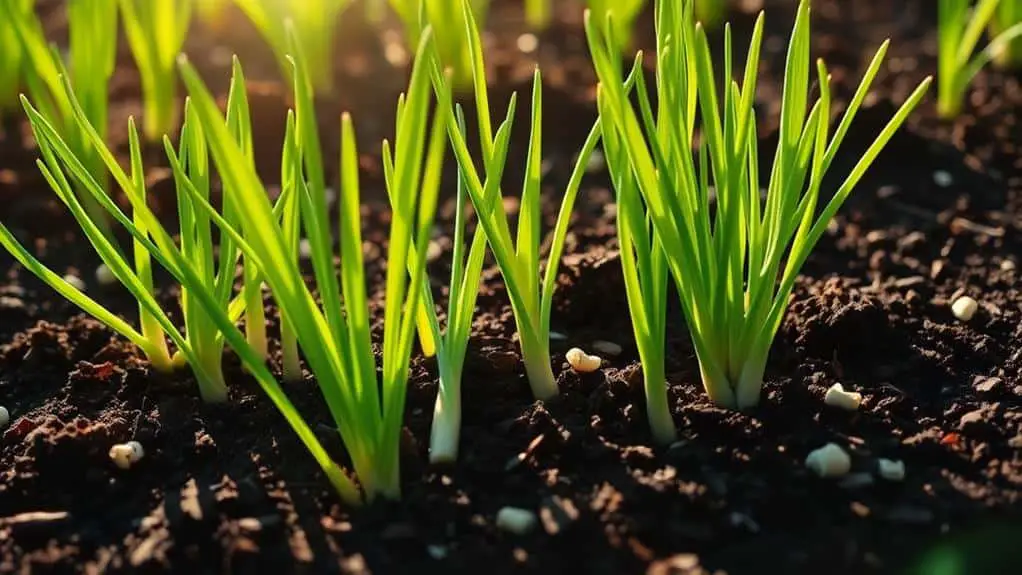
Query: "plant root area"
1 1 1020 573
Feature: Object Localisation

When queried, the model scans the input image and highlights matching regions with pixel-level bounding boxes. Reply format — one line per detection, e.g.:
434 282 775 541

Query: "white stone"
109 440 145 470
63 274 86 292
565 347 601 373
877 458 905 481
932 170 953 188
516 33 539 54
823 383 862 411
495 507 537 535
0 406 9 428
951 296 978 321
805 443 852 478
299 239 313 259
95 264 116 286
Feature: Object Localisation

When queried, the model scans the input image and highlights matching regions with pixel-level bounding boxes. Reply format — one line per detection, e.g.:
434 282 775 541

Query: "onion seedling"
194 0 231 31
587 0 646 51
2 0 117 230
0 0 31 115
391 0 489 89
599 61 675 443
394 109 487 464
937 0 1022 118
524 0 552 30
989 0 1022 68
177 27 444 503
586 0 931 409
430 0 602 401
233 0 351 94
119 0 191 141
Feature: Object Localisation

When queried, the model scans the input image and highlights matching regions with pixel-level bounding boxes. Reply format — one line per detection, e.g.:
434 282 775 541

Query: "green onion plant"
401 110 487 464
587 0 931 410
599 62 676 444
177 26 444 503
233 0 351 93
430 0 602 402
587 0 646 51
6 59 357 499
2 0 118 231
938 0 1022 118
119 0 192 141
0 0 32 115
392 0 489 89
525 0 552 30
989 0 1022 68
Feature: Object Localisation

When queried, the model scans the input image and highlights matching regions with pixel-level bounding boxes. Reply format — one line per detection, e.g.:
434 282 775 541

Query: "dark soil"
2 0 1021 573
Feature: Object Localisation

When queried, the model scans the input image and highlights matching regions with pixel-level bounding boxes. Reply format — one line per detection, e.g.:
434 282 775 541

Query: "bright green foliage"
587 0 931 410
525 0 552 30
695 0 725 28
119 0 191 141
430 0 601 402
395 110 487 464
233 0 351 94
7 63 350 495
990 0 1022 68
194 0 230 29
600 62 676 444
587 0 646 50
938 0 1022 118
392 0 489 89
2 0 117 229
0 0 32 114
177 27 444 504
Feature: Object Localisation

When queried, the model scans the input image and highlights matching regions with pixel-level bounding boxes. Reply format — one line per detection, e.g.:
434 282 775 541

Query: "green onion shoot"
119 0 192 141
586 0 931 410
430 0 602 401
937 0 1022 118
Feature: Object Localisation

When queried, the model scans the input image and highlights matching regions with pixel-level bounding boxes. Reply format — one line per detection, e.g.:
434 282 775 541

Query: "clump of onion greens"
177 26 445 503
233 0 351 94
119 0 192 141
0 0 32 115
429 0 602 401
989 0 1022 68
587 0 931 410
2 0 118 229
937 0 1022 118
391 0 489 89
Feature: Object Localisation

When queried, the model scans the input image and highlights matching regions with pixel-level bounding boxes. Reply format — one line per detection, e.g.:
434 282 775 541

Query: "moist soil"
2 0 1021 573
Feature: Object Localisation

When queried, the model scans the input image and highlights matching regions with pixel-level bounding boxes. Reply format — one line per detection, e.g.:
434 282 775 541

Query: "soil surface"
2 0 1021 573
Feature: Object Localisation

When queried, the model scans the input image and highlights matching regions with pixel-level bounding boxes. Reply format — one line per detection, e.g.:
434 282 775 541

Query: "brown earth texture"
1 0 1021 573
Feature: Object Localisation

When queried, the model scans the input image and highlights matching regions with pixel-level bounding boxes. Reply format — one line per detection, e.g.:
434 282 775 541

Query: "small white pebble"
805 443 852 478
0 406 9 428
549 331 568 342
109 440 145 470
585 149 605 173
592 340 623 356
324 187 337 205
426 544 448 560
823 383 862 411
94 264 116 286
951 295 978 321
495 507 537 535
63 274 86 292
877 458 905 481
516 33 539 54
565 347 601 373
426 240 443 263
1000 259 1016 272
299 238 313 259
932 170 953 188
